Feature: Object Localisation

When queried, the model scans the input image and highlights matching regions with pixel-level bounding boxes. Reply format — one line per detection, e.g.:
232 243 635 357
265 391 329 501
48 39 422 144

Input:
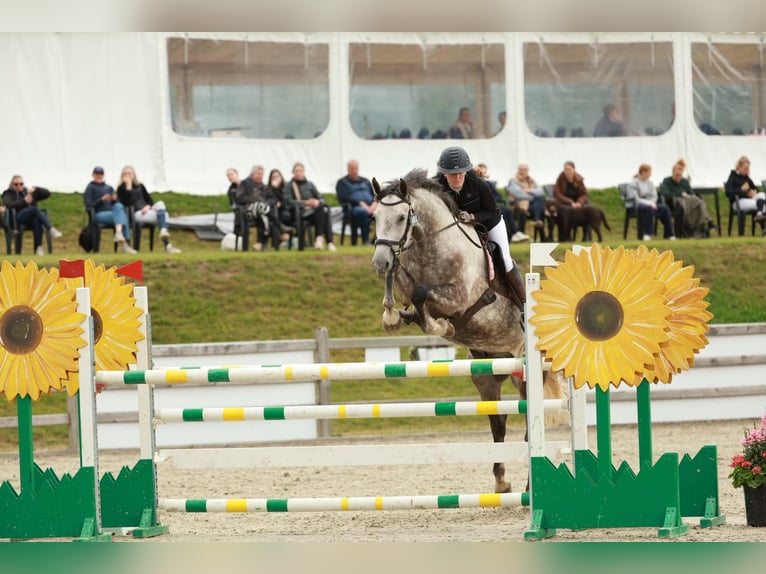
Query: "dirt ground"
2 418 765 542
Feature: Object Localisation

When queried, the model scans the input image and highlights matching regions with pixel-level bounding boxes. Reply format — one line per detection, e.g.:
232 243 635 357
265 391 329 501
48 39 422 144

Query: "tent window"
349 43 506 140
523 41 675 138
692 42 765 136
167 38 329 139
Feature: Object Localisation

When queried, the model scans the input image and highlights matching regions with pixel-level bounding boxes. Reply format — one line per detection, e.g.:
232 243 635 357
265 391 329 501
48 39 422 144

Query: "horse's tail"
543 369 570 427
601 210 612 231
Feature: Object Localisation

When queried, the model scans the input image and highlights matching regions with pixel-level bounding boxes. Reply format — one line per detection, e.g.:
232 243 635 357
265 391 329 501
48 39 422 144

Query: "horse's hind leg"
470 349 511 493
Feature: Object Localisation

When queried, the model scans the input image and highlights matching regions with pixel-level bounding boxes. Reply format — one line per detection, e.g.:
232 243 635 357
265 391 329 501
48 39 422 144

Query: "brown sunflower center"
91 307 103 344
0 305 44 355
574 290 623 341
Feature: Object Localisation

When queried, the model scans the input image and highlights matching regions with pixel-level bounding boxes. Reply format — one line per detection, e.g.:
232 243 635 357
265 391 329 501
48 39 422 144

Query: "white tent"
2 32 765 195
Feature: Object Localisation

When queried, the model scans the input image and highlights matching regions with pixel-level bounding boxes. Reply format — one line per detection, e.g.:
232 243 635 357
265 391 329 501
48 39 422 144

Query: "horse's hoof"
495 481 512 494
382 309 402 332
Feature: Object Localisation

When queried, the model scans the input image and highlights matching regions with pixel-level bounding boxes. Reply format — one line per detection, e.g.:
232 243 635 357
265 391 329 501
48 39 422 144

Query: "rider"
434 146 526 310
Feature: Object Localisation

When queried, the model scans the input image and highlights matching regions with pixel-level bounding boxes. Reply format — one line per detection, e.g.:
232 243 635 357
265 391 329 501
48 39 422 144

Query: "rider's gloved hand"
457 210 474 223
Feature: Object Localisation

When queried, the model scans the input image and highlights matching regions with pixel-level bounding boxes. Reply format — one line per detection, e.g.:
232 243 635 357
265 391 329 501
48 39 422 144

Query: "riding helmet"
437 146 472 174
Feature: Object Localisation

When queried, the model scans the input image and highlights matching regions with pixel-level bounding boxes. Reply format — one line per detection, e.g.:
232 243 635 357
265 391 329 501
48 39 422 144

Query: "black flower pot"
743 484 766 527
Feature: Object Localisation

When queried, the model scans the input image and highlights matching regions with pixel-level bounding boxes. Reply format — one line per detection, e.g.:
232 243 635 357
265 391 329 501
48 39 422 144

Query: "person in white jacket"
627 163 676 241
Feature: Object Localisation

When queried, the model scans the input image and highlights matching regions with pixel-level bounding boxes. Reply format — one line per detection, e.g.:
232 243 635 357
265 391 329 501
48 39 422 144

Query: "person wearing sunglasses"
2 175 62 255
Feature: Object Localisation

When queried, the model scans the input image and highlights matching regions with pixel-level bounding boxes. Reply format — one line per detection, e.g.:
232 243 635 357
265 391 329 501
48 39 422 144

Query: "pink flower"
743 461 753 468
753 466 762 475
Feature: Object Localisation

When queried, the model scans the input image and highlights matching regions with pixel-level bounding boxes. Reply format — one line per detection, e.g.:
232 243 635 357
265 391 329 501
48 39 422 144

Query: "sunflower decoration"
631 245 713 385
0 261 85 401
61 260 144 393
529 244 672 391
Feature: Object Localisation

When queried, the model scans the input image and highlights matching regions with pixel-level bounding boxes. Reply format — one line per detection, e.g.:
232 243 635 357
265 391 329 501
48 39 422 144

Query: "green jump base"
0 465 104 540
525 446 724 540
0 459 167 541
100 458 167 538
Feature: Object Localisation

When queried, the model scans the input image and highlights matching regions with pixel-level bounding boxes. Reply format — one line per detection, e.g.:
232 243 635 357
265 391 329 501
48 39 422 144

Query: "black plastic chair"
725 181 758 236
129 207 156 252
1 211 12 255
8 207 52 255
340 201 373 246
85 207 120 253
618 183 659 239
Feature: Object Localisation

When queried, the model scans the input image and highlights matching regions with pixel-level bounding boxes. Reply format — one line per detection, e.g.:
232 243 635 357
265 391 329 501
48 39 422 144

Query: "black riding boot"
505 265 526 313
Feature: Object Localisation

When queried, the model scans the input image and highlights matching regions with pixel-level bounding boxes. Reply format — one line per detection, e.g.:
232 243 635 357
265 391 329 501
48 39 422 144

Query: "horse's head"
371 176 416 276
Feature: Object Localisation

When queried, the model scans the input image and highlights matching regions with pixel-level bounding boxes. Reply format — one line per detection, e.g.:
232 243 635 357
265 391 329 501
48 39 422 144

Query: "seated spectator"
495 111 507 135
593 104 625 137
82 166 135 254
553 161 590 241
288 162 336 252
116 165 181 254
553 160 589 209
507 163 546 234
627 163 675 241
659 159 716 238
724 155 766 233
236 165 293 251
264 168 294 240
449 107 475 139
3 175 62 256
474 163 527 243
335 160 376 246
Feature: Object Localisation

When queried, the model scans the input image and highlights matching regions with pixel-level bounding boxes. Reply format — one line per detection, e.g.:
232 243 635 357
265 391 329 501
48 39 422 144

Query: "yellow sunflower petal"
633 247 713 383
57 260 143 394
531 244 671 391
0 262 84 401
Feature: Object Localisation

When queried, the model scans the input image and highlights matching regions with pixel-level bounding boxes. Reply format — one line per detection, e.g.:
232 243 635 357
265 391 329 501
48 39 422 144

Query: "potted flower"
729 414 766 526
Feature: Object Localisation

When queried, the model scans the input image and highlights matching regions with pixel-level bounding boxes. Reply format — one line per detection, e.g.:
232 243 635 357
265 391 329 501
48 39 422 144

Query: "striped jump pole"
95 357 529 387
160 492 528 513
155 398 569 423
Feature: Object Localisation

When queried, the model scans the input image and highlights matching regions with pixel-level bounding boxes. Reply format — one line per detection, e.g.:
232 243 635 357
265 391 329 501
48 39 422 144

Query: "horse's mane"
379 168 459 217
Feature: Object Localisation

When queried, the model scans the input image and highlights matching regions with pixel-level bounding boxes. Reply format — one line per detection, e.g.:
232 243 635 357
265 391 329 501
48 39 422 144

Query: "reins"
375 188 497 327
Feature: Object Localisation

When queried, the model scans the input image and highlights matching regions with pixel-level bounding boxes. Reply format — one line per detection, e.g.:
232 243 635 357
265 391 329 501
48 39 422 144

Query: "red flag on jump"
59 259 85 278
116 260 143 284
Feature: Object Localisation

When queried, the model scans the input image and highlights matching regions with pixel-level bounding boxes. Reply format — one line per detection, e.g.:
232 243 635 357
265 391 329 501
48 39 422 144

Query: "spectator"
553 161 590 240
3 175 62 256
724 155 766 233
335 160 376 245
507 163 546 234
627 163 675 241
225 168 240 208
236 165 293 251
553 160 589 209
474 163 528 243
450 107 475 139
593 104 625 137
264 168 294 241
659 159 716 238
82 166 135 254
495 111 507 135
116 165 181 254
434 146 525 311
288 162 336 252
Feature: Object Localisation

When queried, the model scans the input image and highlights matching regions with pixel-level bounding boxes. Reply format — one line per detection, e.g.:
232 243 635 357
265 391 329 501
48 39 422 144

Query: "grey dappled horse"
371 168 565 493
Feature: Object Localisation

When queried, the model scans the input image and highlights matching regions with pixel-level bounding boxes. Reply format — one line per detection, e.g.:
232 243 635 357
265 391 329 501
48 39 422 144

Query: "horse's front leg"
411 284 468 338
381 269 403 332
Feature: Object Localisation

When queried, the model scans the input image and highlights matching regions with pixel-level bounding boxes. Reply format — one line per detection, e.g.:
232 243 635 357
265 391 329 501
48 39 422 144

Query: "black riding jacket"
436 171 501 230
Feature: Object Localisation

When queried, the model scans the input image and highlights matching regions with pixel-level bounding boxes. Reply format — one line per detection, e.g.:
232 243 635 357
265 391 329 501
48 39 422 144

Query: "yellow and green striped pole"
155 398 569 423
96 358 530 387
160 492 529 513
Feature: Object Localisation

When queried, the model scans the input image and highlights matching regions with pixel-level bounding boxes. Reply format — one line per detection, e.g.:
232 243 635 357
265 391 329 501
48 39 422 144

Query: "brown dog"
548 203 612 242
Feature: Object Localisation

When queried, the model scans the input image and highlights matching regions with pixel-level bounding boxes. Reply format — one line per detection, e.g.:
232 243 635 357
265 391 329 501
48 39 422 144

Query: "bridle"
373 189 477 258
373 191 419 257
